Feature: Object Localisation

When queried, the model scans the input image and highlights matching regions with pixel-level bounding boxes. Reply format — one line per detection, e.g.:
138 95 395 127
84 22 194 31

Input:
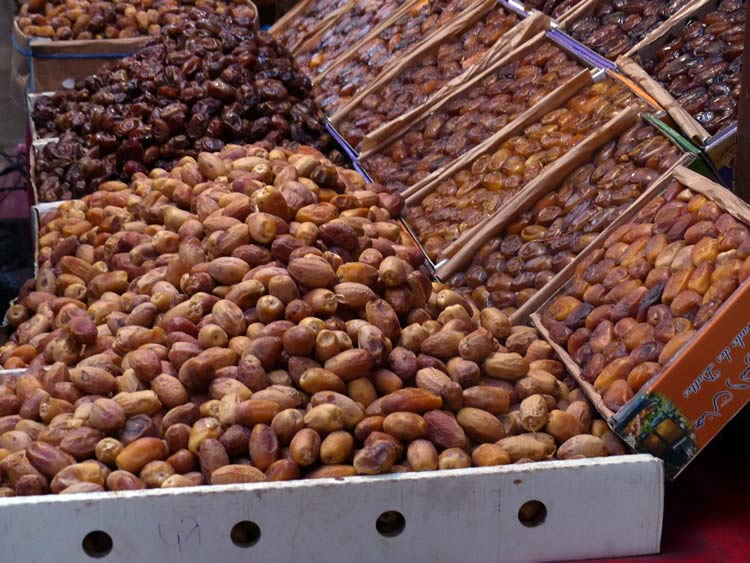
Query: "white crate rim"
0 454 663 563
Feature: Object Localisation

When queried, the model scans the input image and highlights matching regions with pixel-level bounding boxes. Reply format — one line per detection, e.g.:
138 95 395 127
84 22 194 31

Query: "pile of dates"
567 0 690 60
18 0 257 40
31 12 340 202
541 180 750 412
449 122 682 315
362 42 583 193
0 144 621 496
523 0 586 18
295 0 405 78
273 0 349 52
336 4 520 149
313 0 479 115
635 0 744 134
404 79 644 259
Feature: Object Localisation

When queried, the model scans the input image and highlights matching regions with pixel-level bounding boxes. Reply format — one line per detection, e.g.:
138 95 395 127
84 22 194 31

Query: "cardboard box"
270 0 350 53
12 20 152 94
531 165 750 478
399 60 672 267
358 27 664 199
312 0 488 117
616 0 738 147
293 0 411 80
329 1 547 150
433 114 693 326
0 453 663 562
554 0 699 65
357 33 611 198
387 67 656 264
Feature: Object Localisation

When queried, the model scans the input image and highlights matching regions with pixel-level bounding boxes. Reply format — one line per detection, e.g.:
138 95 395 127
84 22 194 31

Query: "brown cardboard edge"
531 312 617 420
402 68 595 205
529 163 750 424
616 56 711 145
623 0 714 59
28 35 150 55
555 0 597 29
359 14 549 156
295 0 410 76
292 0 355 59
434 69 620 261
311 0 426 85
510 153 693 325
616 0 723 146
312 0 489 110
270 0 314 35
434 106 639 279
328 0 496 127
671 165 750 225
288 8 347 53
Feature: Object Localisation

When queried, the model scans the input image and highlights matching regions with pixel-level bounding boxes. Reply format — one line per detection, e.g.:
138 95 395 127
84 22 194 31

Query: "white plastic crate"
0 454 663 562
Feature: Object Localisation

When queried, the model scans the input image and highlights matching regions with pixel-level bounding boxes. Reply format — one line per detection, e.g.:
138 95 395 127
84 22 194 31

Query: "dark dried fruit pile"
634 0 745 134
567 0 691 60
31 10 341 202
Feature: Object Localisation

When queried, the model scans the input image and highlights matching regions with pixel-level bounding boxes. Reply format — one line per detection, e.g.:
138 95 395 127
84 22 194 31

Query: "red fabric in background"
590 408 750 562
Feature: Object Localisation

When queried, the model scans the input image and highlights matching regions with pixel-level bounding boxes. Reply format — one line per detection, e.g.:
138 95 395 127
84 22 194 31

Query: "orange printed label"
612 279 750 478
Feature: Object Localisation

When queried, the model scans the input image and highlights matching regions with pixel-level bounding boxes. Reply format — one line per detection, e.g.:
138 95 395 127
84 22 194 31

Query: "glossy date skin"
448 123 682 315
18 0 257 40
541 179 750 412
362 42 583 193
336 4 520 149
0 143 619 495
313 0 479 116
634 0 745 134
274 0 349 51
295 0 405 78
404 79 644 259
567 0 691 61
31 13 341 202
